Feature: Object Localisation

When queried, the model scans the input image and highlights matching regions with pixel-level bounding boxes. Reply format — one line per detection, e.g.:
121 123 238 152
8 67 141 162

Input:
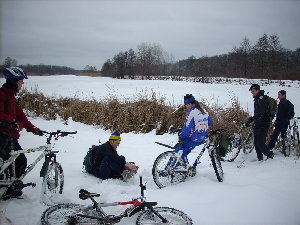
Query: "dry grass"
18 88 251 134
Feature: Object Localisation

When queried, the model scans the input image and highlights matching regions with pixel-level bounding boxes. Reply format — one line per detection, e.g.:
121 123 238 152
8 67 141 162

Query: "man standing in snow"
0 66 43 178
93 131 138 180
267 90 295 156
245 84 274 161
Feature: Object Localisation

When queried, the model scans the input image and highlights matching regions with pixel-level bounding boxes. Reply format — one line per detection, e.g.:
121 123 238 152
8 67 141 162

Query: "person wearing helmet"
0 66 43 178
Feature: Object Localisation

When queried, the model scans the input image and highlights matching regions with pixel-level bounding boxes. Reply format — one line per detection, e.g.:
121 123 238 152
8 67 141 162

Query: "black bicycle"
41 176 193 225
152 129 224 189
222 121 254 162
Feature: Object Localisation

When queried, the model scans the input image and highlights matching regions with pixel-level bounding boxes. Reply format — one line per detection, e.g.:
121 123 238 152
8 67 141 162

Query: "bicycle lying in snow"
41 176 193 225
0 120 77 204
152 128 224 189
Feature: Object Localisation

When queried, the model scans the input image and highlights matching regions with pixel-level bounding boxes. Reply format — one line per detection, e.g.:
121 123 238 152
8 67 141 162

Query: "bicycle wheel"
282 136 292 157
136 207 193 225
223 133 241 162
41 162 64 204
243 132 254 154
210 148 223 182
41 203 102 225
152 151 187 189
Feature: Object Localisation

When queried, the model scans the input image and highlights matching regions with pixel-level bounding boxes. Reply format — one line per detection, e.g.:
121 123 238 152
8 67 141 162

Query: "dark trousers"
95 156 124 180
254 126 273 160
0 135 27 178
268 122 289 151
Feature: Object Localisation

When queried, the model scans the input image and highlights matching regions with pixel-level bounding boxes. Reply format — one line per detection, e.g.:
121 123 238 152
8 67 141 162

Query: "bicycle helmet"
3 66 28 79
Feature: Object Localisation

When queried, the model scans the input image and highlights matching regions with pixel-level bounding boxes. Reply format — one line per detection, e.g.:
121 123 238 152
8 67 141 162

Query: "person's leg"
97 156 124 180
267 126 281 150
13 141 27 178
254 127 268 160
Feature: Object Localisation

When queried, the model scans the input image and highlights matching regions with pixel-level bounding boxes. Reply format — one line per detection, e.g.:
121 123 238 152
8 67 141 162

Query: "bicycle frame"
77 177 165 223
156 139 213 171
0 144 51 185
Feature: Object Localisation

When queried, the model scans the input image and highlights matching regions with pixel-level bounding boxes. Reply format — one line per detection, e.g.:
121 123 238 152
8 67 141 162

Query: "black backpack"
287 100 295 120
83 145 99 174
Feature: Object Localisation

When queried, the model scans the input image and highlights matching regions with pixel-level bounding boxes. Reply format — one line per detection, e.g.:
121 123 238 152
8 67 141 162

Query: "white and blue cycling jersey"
180 106 213 144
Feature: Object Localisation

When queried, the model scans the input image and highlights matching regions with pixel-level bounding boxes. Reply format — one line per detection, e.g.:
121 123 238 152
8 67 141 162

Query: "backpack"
287 100 295 120
83 145 99 174
216 133 230 157
266 95 277 119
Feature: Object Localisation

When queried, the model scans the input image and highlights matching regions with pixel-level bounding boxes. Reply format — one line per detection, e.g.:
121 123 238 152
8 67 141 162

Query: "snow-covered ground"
0 76 300 225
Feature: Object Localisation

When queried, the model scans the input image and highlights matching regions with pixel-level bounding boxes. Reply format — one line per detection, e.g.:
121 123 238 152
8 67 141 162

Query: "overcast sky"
1 0 300 70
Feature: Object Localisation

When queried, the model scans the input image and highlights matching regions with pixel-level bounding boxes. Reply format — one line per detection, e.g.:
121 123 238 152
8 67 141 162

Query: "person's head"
249 84 260 97
278 90 286 100
109 131 121 150
184 94 196 109
2 66 28 92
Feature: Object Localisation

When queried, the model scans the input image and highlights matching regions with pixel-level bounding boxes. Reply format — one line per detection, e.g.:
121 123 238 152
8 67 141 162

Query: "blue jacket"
180 106 212 143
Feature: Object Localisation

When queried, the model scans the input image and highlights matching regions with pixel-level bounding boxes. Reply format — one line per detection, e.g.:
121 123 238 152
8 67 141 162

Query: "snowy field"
0 75 300 225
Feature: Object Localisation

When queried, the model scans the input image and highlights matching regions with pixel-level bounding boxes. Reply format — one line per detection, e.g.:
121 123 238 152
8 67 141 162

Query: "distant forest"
1 33 299 80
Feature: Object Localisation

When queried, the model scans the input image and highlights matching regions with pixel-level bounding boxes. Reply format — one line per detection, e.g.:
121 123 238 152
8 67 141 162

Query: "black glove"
244 119 252 127
32 128 44 136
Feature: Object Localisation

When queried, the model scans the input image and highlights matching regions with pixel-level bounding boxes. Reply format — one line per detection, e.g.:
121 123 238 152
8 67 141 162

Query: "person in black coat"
246 84 274 161
268 90 294 154
93 131 138 180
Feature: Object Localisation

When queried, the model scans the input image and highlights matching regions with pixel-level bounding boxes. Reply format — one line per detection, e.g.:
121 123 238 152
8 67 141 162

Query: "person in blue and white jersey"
174 94 213 163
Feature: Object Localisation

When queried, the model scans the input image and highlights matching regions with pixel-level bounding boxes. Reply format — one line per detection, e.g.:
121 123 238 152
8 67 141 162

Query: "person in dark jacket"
93 131 138 180
268 90 294 155
0 67 43 178
245 84 274 161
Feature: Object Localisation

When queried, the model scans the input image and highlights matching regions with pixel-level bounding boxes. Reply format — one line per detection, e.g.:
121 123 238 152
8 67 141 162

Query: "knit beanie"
184 94 196 105
109 131 121 140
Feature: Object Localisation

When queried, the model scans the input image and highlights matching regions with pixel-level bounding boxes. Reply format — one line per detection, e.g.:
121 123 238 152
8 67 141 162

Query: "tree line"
101 34 300 81
1 33 299 80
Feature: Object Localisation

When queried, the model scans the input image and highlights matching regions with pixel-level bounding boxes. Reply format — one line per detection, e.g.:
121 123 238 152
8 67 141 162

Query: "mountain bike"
152 129 224 189
0 120 77 204
41 176 193 225
282 117 300 157
222 121 254 162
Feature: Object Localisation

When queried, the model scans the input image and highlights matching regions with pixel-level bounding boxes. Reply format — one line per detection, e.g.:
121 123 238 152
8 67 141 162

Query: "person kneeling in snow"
93 131 138 181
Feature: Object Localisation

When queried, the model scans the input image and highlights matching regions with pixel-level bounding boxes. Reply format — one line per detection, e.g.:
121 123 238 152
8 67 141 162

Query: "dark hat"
249 84 260 91
184 94 196 105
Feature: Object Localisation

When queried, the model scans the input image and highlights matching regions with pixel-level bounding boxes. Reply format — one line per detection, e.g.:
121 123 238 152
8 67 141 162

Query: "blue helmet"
3 66 28 79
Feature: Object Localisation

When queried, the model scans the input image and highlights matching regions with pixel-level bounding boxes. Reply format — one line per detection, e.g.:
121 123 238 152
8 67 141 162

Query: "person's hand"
125 162 139 171
244 119 252 127
32 128 44 136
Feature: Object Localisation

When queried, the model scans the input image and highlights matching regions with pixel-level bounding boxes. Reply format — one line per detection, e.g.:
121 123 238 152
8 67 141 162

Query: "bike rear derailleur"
188 167 196 177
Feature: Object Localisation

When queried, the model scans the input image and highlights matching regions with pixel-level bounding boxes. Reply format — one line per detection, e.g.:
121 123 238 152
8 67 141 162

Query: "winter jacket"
93 141 126 172
0 86 36 139
249 90 271 128
180 106 212 143
276 98 293 125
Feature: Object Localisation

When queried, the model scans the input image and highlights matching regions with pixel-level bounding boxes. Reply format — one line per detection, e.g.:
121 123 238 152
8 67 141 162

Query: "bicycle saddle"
79 189 100 200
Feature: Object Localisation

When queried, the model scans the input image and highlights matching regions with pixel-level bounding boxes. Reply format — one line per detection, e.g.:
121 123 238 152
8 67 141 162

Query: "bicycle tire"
223 133 241 162
41 162 64 204
243 132 254 154
210 148 223 182
152 151 187 189
136 207 193 225
41 203 102 225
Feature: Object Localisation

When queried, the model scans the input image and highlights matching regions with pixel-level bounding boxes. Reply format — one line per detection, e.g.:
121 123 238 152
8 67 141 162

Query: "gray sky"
1 0 300 70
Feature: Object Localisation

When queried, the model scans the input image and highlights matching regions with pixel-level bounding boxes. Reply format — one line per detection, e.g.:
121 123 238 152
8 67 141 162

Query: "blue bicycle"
152 129 224 188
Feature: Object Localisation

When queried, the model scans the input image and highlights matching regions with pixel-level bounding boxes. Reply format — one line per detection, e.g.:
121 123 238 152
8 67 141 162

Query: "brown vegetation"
18 88 250 135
